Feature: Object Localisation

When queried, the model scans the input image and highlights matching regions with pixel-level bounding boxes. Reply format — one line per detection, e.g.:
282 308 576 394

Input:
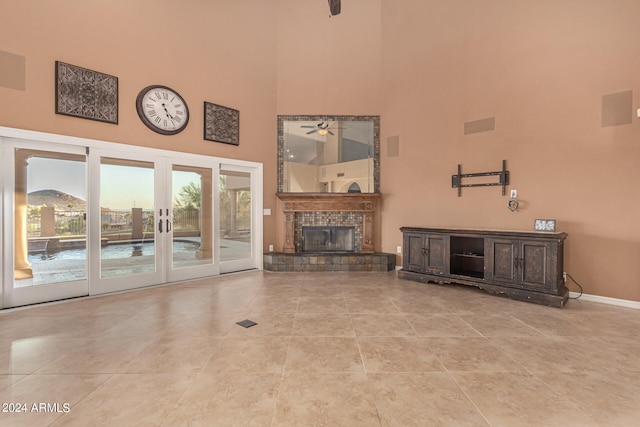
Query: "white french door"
220 164 261 273
1 127 262 309
166 159 219 282
2 140 89 307
90 151 224 294
89 149 166 294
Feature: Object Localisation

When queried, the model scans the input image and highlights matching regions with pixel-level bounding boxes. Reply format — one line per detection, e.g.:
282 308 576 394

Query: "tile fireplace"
276 193 380 253
265 193 395 272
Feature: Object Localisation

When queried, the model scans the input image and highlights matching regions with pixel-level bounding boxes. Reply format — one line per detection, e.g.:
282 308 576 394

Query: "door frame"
165 157 221 283
88 148 168 295
1 138 90 308
1 126 263 309
219 163 263 274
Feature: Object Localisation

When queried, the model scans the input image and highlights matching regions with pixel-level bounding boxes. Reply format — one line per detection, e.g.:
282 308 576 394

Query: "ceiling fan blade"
328 130 335 135
306 129 318 134
301 126 316 128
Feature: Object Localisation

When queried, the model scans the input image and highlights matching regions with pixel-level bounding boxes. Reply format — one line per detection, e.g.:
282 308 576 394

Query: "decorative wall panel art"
55 61 118 124
204 101 239 146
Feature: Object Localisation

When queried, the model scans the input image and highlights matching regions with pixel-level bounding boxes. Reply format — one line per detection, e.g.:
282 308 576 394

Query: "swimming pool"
28 240 200 262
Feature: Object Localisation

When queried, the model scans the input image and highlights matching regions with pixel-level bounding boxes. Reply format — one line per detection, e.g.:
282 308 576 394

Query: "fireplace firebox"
302 226 355 252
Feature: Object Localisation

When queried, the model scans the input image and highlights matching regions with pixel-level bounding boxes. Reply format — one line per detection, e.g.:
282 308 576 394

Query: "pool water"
29 241 200 262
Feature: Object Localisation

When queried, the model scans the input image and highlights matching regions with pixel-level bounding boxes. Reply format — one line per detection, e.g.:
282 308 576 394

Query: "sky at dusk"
27 157 199 210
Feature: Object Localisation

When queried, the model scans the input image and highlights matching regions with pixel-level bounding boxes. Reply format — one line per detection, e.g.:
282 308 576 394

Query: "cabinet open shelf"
451 270 484 279
450 236 484 279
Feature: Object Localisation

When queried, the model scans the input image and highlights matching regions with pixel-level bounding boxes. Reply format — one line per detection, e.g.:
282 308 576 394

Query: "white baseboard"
569 292 640 310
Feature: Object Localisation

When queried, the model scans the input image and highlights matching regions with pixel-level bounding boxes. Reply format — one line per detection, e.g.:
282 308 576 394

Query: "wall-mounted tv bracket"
451 160 509 197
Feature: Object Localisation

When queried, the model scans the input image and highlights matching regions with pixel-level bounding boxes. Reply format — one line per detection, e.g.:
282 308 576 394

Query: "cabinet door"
425 234 446 274
402 232 446 274
404 232 426 272
487 238 518 284
519 240 553 291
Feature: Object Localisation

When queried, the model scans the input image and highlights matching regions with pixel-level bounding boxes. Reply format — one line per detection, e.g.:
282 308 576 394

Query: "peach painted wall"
274 0 382 251
0 0 279 249
3 1 639 302
380 0 640 302
276 0 382 115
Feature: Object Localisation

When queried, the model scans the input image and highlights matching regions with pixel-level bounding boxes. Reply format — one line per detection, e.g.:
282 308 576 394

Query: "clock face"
136 85 189 135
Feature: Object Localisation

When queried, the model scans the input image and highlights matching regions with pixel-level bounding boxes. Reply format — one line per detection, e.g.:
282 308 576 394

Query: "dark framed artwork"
204 101 239 146
55 61 118 124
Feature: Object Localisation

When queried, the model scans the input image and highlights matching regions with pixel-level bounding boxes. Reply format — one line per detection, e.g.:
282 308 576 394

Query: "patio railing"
27 208 203 238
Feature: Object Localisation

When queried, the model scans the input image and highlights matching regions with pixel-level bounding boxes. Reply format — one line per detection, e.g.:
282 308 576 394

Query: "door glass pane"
100 157 155 278
172 165 213 269
14 149 86 287
220 170 251 261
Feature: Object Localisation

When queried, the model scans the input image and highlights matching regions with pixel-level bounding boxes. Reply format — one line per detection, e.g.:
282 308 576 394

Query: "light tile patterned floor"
1 270 640 426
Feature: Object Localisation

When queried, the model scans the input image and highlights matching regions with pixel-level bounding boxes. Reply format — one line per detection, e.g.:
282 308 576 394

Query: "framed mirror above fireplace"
277 115 380 193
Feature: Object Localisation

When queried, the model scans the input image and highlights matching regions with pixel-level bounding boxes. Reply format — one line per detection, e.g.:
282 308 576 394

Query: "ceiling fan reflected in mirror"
301 121 343 136
328 0 341 16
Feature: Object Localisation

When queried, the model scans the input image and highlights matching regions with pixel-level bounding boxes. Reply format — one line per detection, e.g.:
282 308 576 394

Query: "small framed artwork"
534 219 556 232
55 61 118 124
204 101 239 146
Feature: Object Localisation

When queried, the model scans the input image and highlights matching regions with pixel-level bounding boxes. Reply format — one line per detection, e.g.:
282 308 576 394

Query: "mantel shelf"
277 193 381 210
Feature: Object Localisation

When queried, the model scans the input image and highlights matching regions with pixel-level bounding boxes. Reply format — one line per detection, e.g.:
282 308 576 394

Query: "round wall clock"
136 85 189 135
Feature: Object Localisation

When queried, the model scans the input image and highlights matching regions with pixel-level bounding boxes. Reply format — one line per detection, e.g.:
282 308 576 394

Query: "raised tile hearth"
263 252 396 272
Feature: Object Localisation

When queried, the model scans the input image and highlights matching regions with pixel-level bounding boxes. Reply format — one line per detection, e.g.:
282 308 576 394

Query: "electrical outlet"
563 272 567 282
510 189 517 198
396 245 402 254
268 244 274 252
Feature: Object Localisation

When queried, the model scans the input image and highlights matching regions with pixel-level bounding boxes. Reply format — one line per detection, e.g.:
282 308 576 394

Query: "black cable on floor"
566 272 584 299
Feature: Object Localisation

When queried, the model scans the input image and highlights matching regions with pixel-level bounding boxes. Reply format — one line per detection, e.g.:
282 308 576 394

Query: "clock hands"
161 103 179 128
161 103 174 120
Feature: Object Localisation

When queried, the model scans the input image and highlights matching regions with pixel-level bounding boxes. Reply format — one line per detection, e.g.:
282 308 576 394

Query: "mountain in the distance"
28 189 86 211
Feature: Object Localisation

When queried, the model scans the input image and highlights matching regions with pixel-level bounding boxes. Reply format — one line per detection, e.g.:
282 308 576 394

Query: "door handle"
158 219 163 233
166 219 172 232
513 257 524 270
